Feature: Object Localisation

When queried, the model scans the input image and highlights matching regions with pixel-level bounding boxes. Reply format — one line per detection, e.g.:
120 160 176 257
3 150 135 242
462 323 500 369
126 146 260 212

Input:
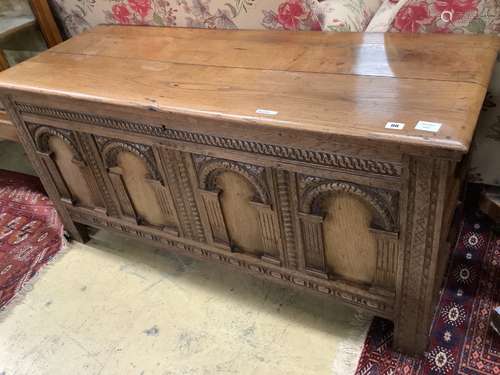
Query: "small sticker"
256 108 278 116
385 122 405 130
415 121 442 132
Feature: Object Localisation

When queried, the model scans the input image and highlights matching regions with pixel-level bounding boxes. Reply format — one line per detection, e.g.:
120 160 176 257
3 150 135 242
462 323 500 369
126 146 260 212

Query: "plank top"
0 25 497 156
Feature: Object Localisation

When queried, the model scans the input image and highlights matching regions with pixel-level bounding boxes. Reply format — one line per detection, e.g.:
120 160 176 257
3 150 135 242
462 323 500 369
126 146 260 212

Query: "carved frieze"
16 102 402 177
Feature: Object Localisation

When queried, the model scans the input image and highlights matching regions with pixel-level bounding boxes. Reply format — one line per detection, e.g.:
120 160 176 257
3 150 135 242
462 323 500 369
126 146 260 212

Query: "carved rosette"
95 136 179 234
193 154 282 264
297 174 399 289
27 124 104 209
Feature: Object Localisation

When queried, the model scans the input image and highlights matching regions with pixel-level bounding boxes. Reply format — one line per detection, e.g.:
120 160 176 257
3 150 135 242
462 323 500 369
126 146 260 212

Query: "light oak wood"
0 26 496 356
0 27 496 157
0 109 17 141
323 192 377 284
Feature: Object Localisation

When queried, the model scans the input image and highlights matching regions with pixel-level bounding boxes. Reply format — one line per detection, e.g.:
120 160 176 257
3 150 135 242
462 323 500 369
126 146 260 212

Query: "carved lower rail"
66 205 394 317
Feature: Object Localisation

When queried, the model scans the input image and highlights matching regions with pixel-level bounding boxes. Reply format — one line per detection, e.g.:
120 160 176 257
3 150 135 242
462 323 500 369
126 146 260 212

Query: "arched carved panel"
33 125 82 161
100 140 160 181
95 136 178 234
48 137 94 208
194 155 281 264
298 175 399 290
301 179 396 232
197 157 269 204
29 125 102 209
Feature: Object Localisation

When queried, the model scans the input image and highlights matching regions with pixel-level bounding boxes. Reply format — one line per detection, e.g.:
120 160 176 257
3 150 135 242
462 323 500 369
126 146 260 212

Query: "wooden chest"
0 26 497 355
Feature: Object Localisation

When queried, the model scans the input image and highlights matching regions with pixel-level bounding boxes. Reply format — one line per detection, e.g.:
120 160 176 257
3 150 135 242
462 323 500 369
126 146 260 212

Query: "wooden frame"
29 0 63 48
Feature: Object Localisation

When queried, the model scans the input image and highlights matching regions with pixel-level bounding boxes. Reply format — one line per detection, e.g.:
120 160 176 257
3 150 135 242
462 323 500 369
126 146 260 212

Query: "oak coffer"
0 26 497 355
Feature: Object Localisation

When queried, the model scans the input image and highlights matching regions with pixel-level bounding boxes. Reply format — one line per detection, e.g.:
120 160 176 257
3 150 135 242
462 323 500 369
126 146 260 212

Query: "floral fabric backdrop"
387 0 499 34
368 0 499 33
49 0 322 37
311 0 382 32
366 0 500 186
48 0 500 186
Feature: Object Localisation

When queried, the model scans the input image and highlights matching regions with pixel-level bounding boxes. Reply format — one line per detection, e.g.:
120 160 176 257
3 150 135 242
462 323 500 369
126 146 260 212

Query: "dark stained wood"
0 26 497 356
480 188 500 223
0 50 8 71
29 0 63 47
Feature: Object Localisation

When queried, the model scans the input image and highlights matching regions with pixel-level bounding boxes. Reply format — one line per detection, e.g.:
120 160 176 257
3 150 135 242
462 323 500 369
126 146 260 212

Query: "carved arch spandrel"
193 154 282 265
95 136 179 234
298 175 399 291
29 124 103 209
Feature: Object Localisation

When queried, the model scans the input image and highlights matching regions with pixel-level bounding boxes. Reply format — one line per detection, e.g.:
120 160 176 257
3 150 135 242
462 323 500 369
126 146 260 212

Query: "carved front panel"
193 154 282 265
298 174 400 290
27 124 104 210
94 136 180 235
13 102 405 314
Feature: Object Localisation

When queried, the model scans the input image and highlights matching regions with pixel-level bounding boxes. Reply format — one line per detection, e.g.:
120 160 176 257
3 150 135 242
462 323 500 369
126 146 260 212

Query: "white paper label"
256 108 278 116
385 122 405 130
415 121 442 132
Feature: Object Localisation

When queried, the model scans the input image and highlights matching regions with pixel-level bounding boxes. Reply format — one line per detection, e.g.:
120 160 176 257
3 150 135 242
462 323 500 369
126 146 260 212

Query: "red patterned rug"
0 170 64 310
355 214 500 374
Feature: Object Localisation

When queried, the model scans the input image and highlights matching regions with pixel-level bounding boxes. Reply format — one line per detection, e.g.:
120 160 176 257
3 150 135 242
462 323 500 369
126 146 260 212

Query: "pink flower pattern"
128 0 152 21
391 0 494 33
50 0 499 37
394 2 433 32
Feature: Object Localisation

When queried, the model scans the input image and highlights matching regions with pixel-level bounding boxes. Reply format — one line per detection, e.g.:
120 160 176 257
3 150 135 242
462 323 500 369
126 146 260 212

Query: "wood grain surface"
0 26 497 156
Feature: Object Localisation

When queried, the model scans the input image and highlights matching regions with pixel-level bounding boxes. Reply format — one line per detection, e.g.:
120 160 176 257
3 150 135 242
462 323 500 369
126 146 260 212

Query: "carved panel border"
30 124 83 161
16 102 402 177
194 154 270 204
156 148 206 242
394 157 449 354
299 175 398 232
95 136 160 180
275 170 299 269
75 133 120 216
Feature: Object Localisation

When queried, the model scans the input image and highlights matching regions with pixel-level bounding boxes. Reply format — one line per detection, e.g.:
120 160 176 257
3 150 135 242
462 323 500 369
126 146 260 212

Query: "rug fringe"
331 311 372 375
0 233 72 322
